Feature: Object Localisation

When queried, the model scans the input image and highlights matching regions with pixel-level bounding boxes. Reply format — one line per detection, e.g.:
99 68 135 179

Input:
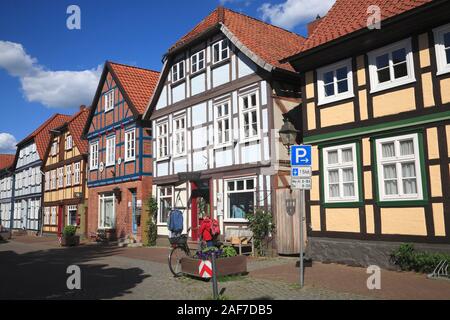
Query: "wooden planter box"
61 235 80 247
181 255 247 278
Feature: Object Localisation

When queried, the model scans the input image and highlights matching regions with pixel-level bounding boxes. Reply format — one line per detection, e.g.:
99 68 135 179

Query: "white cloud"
259 0 336 30
0 41 101 109
0 133 17 153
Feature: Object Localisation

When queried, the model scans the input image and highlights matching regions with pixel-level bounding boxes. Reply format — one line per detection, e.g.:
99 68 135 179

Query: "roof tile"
0 154 15 171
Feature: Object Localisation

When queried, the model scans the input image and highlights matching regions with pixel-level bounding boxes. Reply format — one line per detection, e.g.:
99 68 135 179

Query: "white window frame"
213 99 232 148
74 162 81 185
98 193 116 229
65 164 72 187
67 205 78 227
57 167 64 189
104 90 114 112
65 135 73 150
172 60 185 83
51 141 58 156
375 133 424 202
212 39 230 64
434 23 450 75
44 207 50 225
50 170 56 190
156 121 169 161
124 128 136 162
50 206 57 226
323 143 359 203
191 50 205 74
173 115 186 157
224 177 256 223
368 38 416 93
317 58 354 105
90 142 99 170
105 136 116 167
157 186 173 225
239 90 261 143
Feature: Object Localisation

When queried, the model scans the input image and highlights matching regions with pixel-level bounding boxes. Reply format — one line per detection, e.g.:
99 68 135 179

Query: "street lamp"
279 118 298 154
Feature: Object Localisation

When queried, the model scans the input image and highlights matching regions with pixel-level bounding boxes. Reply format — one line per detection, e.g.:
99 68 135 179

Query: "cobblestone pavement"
0 237 370 300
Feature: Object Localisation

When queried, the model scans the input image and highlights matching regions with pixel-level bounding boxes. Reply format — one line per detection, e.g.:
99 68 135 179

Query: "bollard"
211 251 219 299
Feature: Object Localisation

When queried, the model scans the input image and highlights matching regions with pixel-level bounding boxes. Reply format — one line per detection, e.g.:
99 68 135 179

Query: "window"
30 168 35 186
51 141 58 156
214 100 232 147
157 122 169 160
99 193 115 229
191 50 205 73
44 207 50 225
125 129 136 162
375 133 424 202
74 162 81 185
158 187 173 224
172 60 185 83
322 143 359 203
368 38 415 93
104 90 114 112
65 165 72 187
212 39 229 64
106 136 116 167
57 167 64 189
225 178 256 221
90 142 99 170
434 23 450 75
317 59 354 105
45 172 50 191
50 207 57 226
173 116 186 156
65 135 73 150
67 205 77 226
50 170 56 190
239 90 260 142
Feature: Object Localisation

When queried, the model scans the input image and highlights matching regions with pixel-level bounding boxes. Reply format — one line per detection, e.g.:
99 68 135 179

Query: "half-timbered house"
42 106 90 236
143 7 305 251
285 0 450 267
12 114 71 232
0 154 15 228
83 62 159 243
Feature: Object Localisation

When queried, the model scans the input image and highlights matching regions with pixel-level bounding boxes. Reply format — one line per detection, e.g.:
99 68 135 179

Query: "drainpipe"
9 169 16 232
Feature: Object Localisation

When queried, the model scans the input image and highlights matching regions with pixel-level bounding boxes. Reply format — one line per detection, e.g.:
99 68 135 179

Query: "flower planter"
181 255 247 278
61 235 80 247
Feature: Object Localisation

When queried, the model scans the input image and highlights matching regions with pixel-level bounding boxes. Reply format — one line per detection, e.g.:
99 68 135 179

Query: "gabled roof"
169 6 305 72
67 107 90 154
293 0 432 55
0 154 15 171
83 61 160 137
18 114 72 160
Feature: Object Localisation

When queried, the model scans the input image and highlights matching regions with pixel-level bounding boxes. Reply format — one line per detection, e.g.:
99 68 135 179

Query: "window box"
434 23 450 76
368 38 415 93
317 58 354 106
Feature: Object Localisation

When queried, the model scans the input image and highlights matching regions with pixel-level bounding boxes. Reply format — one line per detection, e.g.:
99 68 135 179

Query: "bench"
223 226 254 256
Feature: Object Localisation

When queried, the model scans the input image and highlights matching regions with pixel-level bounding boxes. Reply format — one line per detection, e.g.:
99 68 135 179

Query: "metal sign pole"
211 252 219 299
299 189 305 289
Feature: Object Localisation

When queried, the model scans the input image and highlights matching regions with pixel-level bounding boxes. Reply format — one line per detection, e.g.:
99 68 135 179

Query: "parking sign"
291 145 312 167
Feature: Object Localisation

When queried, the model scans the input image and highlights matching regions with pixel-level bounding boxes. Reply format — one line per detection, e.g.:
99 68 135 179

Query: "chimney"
307 15 323 37
79 105 86 111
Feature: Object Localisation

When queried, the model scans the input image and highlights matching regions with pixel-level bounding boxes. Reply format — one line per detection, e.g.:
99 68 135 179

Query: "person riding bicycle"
199 216 220 247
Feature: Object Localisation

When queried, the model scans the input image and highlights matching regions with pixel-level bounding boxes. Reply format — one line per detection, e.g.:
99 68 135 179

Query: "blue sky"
0 0 335 153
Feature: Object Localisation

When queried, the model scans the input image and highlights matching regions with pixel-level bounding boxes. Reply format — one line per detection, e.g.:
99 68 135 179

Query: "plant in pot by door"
61 225 80 247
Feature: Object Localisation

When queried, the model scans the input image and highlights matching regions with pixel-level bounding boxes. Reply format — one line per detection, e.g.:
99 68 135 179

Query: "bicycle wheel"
169 246 188 277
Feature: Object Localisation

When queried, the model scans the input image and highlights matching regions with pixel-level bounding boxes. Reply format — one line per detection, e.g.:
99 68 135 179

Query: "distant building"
0 154 15 228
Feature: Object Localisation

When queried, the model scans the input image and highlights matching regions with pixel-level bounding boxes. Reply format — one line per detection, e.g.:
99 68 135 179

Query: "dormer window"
317 59 354 105
434 23 450 75
104 90 114 112
172 60 185 83
191 50 205 73
212 39 229 64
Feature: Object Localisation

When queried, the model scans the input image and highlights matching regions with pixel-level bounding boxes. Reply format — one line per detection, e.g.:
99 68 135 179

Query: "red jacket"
199 217 213 241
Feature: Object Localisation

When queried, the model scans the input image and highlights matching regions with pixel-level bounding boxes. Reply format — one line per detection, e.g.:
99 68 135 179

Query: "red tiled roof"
67 107 90 155
0 154 15 171
19 114 72 160
109 62 160 114
170 7 305 72
297 0 433 54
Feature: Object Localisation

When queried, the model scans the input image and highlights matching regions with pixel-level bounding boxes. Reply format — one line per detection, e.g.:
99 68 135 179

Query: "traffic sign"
292 166 312 178
292 178 312 190
198 260 213 278
291 145 312 166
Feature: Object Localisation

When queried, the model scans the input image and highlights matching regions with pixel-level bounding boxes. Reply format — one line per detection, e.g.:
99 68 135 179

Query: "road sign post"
290 145 312 289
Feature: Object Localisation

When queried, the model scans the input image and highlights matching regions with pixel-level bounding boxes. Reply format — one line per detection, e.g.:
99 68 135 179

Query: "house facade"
42 107 90 236
285 0 450 266
0 155 15 228
143 7 305 251
83 62 159 243
12 114 71 232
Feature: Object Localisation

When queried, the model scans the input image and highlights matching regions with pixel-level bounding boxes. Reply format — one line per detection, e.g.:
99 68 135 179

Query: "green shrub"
63 225 77 237
146 197 158 246
221 246 237 258
390 244 450 273
246 208 275 256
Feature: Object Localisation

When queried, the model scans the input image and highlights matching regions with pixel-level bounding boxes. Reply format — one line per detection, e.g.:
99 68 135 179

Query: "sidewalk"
249 260 450 300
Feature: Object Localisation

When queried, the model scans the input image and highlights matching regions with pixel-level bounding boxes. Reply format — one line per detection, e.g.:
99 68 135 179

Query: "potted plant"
61 225 80 247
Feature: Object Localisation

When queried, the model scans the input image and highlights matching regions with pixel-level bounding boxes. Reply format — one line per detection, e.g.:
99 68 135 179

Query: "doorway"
190 179 212 241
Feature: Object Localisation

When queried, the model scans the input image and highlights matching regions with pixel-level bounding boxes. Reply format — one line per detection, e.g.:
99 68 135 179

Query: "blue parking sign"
291 145 312 166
